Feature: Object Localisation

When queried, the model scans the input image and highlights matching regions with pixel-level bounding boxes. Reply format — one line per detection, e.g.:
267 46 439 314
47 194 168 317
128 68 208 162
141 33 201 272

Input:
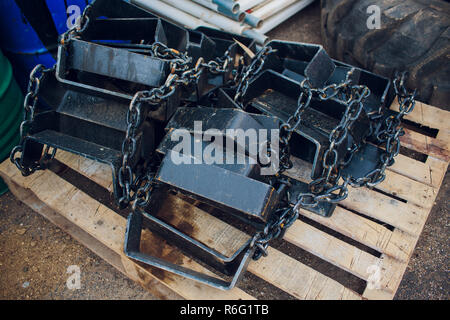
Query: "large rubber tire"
321 0 450 109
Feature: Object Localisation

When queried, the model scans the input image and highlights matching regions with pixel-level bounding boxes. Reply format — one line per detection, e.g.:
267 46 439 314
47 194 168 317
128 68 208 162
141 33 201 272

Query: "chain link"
278 80 313 172
118 42 234 209
248 66 373 259
10 64 56 176
9 35 416 263
250 180 299 260
349 72 416 188
234 46 276 107
294 72 371 209
60 3 92 45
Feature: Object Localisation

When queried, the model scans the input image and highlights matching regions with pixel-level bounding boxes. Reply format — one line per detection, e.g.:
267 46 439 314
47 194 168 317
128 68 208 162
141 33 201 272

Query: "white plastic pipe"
161 0 247 34
252 0 299 20
197 0 240 13
257 0 315 34
242 29 268 45
131 0 215 29
243 12 263 28
132 0 268 44
238 0 268 12
192 0 245 21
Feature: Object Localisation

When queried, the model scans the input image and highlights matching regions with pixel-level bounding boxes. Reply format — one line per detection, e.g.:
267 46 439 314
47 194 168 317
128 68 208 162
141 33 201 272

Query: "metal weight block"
242 70 371 180
327 60 396 117
194 26 257 96
123 106 335 290
340 107 400 182
20 71 156 207
260 41 394 119
56 17 180 104
124 199 255 291
124 107 286 290
156 106 284 228
57 1 218 115
261 40 336 88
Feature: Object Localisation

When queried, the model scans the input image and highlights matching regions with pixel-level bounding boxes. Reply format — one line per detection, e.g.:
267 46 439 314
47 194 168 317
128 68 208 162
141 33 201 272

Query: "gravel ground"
0 1 448 300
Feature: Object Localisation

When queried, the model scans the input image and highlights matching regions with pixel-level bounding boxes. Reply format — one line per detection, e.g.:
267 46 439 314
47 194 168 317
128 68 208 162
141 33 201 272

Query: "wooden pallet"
1 99 449 300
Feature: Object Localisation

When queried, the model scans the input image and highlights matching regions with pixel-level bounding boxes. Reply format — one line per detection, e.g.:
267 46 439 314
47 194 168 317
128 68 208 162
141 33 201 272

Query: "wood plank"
54 151 361 300
400 128 450 162
364 176 443 299
298 207 409 262
390 100 450 137
343 187 427 235
389 154 436 187
164 194 363 300
389 154 448 189
363 199 439 300
426 157 449 189
284 220 404 294
286 157 429 235
365 222 431 300
362 254 409 300
5 177 182 300
56 151 114 192
375 168 437 209
249 247 361 300
0 159 254 300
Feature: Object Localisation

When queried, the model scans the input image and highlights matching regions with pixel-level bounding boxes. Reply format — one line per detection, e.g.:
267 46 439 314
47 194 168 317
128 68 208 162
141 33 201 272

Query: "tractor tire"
321 0 450 109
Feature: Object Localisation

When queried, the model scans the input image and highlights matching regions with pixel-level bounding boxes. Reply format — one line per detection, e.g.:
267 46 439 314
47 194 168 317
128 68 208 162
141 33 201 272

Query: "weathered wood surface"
1 99 448 299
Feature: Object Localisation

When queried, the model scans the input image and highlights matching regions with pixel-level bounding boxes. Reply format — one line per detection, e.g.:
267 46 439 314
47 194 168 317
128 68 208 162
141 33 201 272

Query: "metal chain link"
234 46 276 107
349 72 416 188
250 179 299 260
278 80 313 172
118 42 234 209
60 3 92 45
9 33 416 263
294 73 371 209
250 67 371 259
10 64 56 176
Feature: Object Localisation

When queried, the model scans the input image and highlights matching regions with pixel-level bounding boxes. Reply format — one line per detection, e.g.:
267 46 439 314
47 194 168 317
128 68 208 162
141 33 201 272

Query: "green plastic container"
0 49 23 195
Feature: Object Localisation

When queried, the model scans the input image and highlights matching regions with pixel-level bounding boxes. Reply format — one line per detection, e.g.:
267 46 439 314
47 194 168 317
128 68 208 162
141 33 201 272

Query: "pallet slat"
286 157 429 235
54 151 363 300
250 247 361 300
0 161 254 300
284 220 405 294
401 129 450 163
390 100 450 141
390 100 450 162
1 97 448 300
389 154 445 188
299 207 405 261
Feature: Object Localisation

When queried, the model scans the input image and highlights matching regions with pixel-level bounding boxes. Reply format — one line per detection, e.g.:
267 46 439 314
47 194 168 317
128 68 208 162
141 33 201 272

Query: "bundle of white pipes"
129 0 316 44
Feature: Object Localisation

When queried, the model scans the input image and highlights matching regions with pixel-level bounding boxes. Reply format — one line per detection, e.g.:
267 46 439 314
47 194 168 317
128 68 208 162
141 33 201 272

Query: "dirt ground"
0 1 448 300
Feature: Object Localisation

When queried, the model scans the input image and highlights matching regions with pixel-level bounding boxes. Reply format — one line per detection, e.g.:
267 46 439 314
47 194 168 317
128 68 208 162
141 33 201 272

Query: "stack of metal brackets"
14 0 401 290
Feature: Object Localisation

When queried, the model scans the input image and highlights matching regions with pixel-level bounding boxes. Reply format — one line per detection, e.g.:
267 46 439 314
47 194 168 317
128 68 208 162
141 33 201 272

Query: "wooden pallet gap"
0 98 447 300
0 160 254 300
49 151 362 300
286 156 429 235
52 150 390 296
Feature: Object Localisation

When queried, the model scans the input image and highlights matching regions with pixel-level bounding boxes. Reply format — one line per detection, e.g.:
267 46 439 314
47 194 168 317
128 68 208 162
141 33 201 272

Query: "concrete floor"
0 1 448 300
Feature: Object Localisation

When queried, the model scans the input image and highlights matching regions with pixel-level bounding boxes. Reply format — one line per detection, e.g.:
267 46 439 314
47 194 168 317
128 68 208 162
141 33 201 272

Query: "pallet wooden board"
1 99 448 300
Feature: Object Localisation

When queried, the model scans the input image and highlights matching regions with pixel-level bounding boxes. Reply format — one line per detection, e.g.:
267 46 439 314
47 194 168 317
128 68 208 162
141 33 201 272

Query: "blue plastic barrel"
0 0 91 91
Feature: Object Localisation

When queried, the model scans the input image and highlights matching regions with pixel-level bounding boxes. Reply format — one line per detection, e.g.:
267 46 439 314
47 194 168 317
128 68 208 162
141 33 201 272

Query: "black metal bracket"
124 209 255 290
